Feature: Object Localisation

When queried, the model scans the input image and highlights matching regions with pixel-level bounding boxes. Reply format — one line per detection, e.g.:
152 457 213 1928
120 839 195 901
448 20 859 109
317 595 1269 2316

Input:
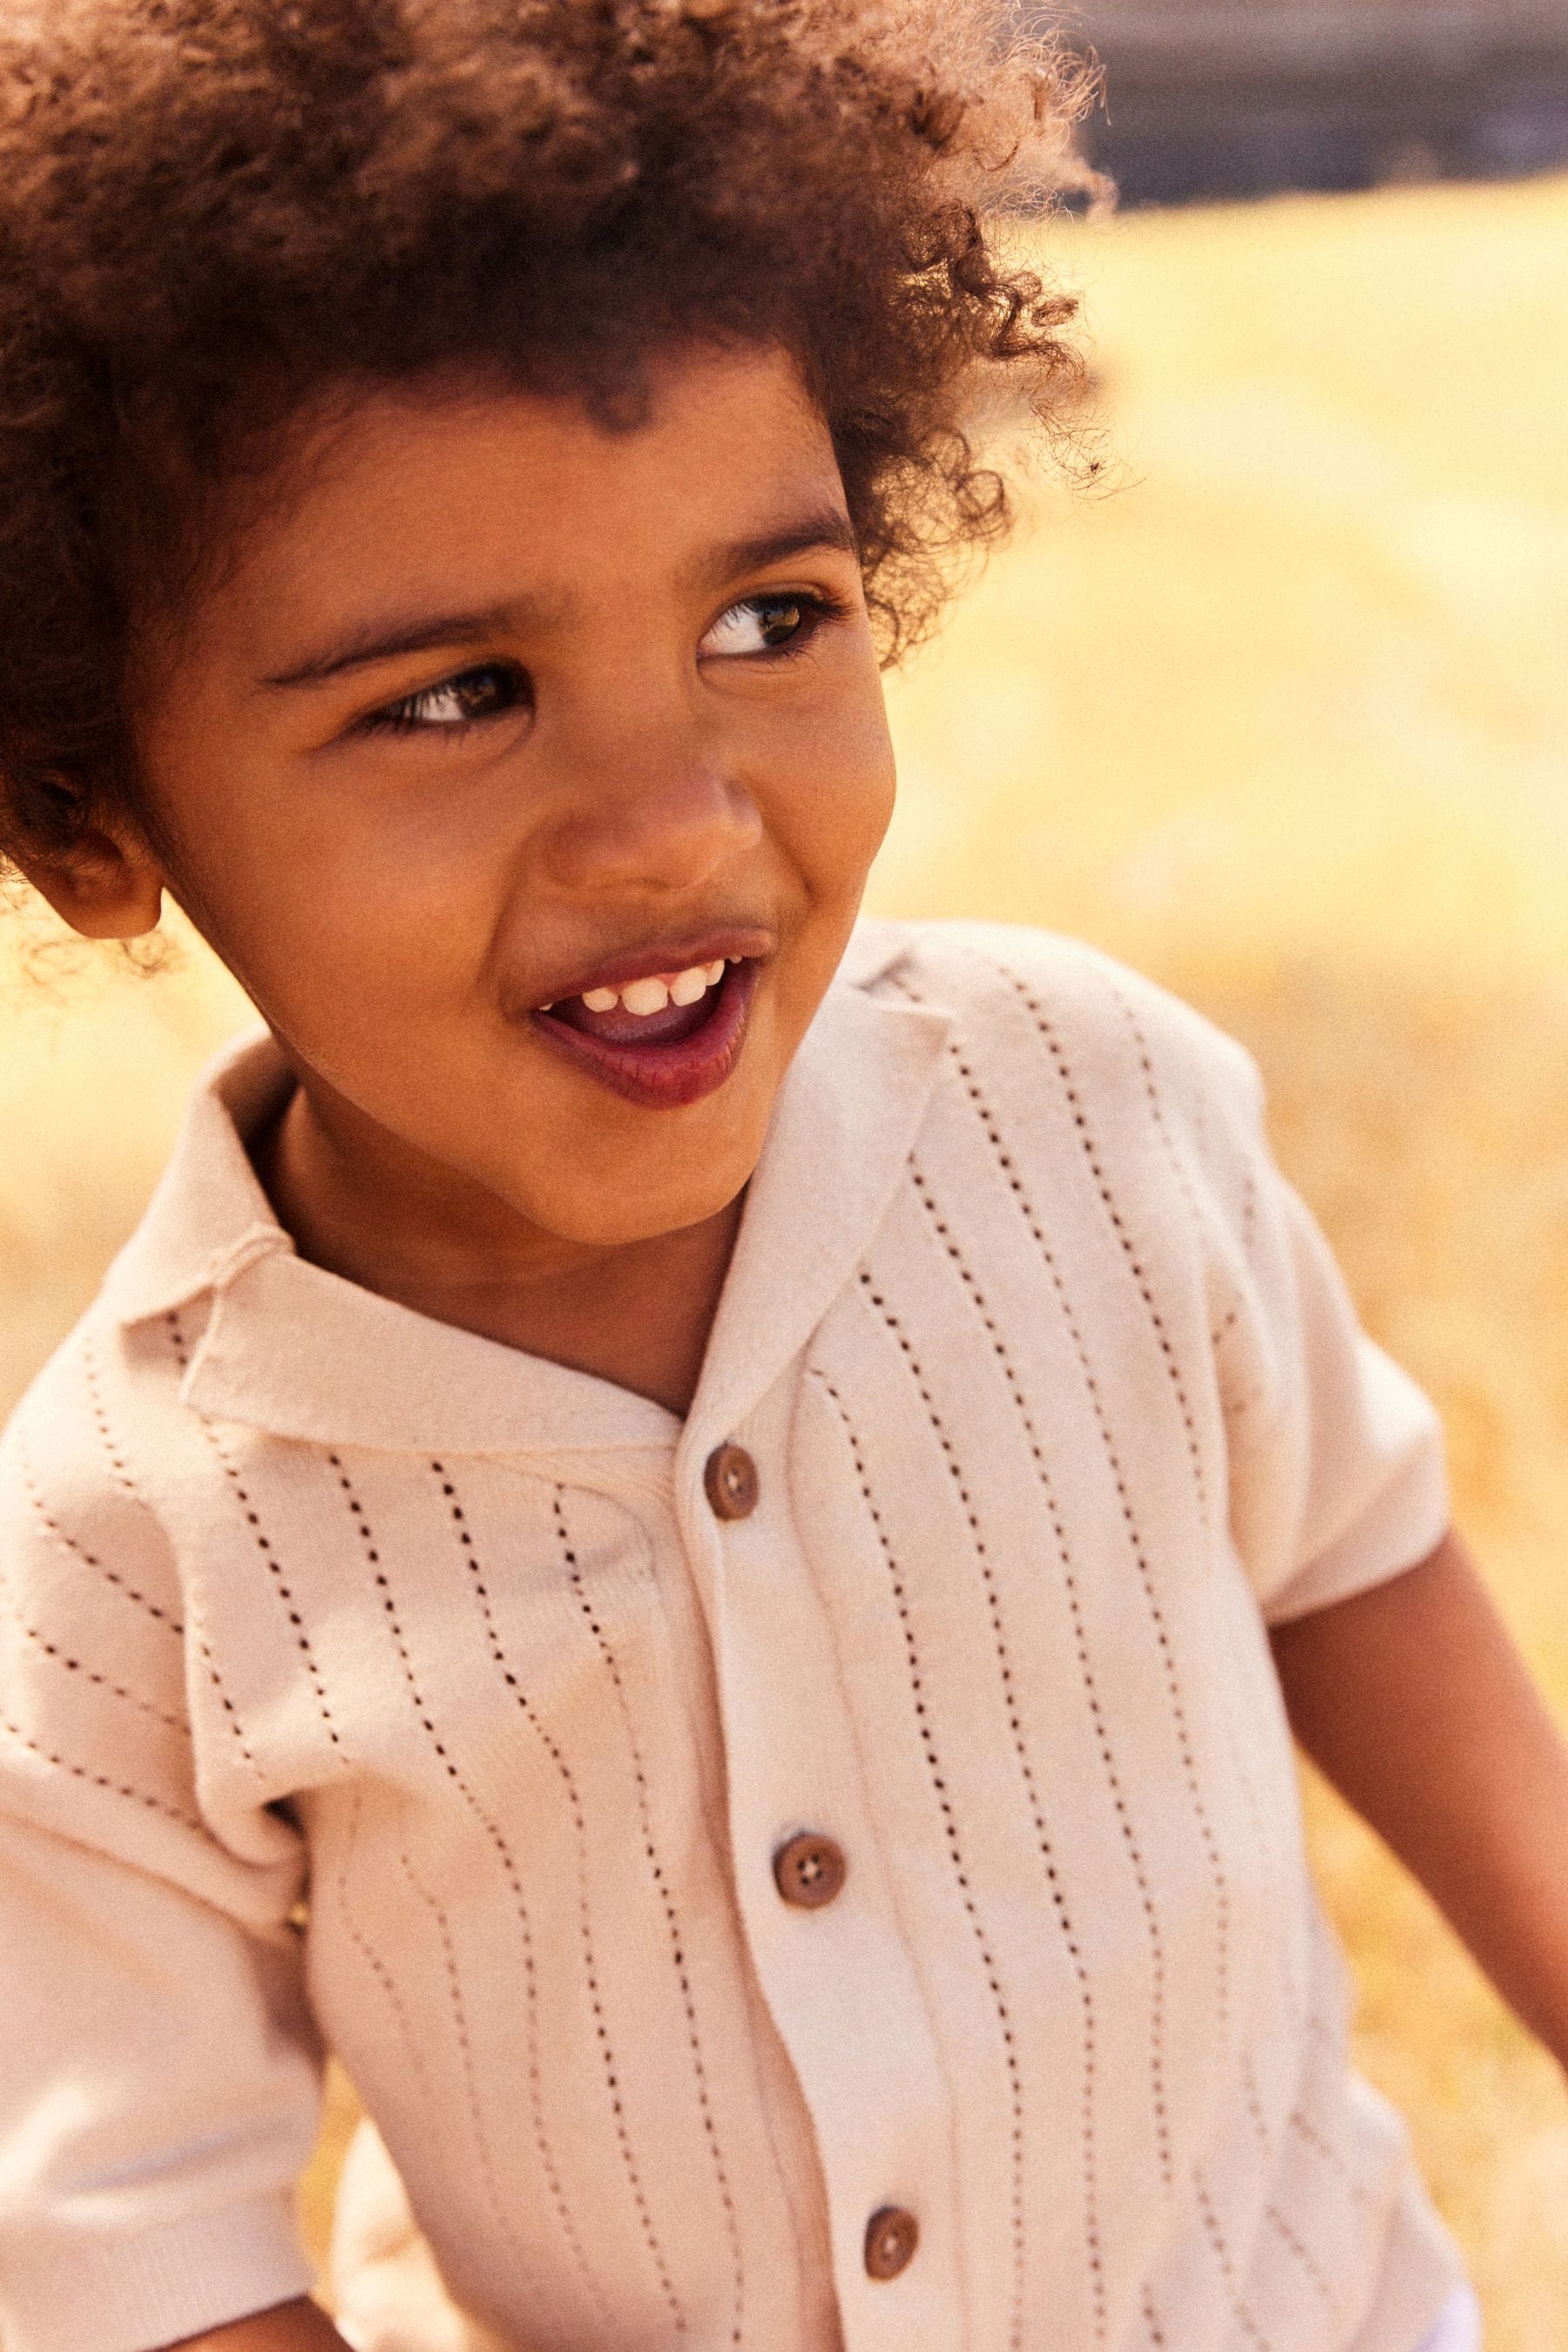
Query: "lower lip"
528 959 763 1111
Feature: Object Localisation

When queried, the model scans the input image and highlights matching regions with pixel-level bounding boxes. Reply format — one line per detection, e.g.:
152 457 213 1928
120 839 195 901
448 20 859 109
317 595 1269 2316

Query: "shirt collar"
98 1025 299 1328
99 918 951 1457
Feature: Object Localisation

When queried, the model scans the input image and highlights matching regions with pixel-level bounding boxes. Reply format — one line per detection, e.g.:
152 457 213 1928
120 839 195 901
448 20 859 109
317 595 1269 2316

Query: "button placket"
682 1384 956 2345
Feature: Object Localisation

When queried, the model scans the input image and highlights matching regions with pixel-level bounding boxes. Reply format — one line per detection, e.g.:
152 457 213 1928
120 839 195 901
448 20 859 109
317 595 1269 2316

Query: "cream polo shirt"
0 919 1465 2352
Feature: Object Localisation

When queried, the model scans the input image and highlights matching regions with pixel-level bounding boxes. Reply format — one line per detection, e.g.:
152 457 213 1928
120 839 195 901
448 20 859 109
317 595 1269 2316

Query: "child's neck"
253 1079 744 1418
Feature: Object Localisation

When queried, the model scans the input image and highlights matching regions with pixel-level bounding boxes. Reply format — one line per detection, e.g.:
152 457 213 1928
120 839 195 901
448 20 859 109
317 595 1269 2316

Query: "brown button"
704 1443 759 1522
864 2206 918 2281
773 1831 847 1909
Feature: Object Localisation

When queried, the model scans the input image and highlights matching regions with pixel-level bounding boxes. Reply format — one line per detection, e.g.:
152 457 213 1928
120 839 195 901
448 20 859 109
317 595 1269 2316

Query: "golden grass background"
6 174 1568 2342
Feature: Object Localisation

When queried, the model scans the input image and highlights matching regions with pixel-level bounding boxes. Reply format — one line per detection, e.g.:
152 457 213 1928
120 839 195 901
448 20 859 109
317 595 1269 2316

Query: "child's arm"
165 2299 351 2349
1270 1527 1568 2074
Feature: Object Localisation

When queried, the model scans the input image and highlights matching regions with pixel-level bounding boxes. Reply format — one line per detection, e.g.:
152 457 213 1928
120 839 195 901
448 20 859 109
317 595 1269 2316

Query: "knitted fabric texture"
0 921 1463 2352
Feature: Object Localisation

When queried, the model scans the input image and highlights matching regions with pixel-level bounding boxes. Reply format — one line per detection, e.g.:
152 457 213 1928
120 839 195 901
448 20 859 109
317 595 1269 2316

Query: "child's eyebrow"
258 511 860 693
693 510 861 585
259 603 524 693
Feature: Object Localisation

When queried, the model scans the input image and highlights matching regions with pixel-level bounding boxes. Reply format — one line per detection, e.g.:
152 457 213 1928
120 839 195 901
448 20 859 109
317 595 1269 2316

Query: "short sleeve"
1199 1043 1450 1626
0 1362 321 2352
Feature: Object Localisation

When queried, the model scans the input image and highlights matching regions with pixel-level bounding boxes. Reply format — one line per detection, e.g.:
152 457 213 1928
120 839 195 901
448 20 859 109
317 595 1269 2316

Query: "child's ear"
10 812 167 940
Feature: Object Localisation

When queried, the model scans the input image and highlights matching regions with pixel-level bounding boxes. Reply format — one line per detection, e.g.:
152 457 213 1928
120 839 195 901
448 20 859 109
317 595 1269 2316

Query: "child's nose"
535 742 765 899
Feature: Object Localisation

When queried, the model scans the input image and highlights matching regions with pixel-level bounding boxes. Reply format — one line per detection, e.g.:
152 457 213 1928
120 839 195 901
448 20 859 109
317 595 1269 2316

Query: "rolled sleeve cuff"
1263 1425 1450 1627
0 2193 316 2352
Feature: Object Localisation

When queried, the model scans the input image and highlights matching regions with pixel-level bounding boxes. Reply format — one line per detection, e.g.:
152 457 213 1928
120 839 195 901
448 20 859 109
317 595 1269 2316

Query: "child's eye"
700 591 842 661
361 662 531 736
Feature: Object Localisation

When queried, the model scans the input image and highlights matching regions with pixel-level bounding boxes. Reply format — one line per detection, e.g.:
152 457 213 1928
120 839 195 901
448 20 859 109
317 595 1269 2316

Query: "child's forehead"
293 343 828 496
186 345 854 665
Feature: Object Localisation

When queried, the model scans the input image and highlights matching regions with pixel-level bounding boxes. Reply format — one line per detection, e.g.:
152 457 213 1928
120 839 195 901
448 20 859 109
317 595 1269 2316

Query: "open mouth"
530 953 763 1110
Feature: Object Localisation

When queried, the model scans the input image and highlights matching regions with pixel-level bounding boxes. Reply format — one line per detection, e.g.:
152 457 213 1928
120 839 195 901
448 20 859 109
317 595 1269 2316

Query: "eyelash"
357 589 851 740
360 663 529 738
709 588 852 659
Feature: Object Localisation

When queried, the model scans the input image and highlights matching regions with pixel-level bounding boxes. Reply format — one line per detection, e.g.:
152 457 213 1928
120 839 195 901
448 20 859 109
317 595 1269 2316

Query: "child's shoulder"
848 913 1266 1141
0 1288 188 1619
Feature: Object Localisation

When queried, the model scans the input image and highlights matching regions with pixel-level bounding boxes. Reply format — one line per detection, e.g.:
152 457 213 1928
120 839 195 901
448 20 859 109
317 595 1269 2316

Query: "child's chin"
518 1146 756 1254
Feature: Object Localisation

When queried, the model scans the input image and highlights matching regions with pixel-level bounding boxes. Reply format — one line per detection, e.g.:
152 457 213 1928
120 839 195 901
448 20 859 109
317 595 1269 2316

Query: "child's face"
131 346 896 1253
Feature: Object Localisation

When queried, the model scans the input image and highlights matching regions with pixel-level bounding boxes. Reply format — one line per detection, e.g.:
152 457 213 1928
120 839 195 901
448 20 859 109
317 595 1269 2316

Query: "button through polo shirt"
0 919 1464 2352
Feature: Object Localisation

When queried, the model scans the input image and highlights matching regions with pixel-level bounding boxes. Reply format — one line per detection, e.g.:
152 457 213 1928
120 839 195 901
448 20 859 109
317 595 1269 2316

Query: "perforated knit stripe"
811 1369 1029 2352
883 956 1301 2332
15 1435 183 1640
166 1311 269 1786
326 1451 614 2334
1112 979 1353 2327
331 1785 438 2112
907 1157 1111 2341
551 1487 747 2349
1193 2168 1272 2350
913 1024 1179 2193
0 1708 201 1829
981 964 1236 2052
82 1332 158 1511
433 1462 687 2340
0 1574 187 1735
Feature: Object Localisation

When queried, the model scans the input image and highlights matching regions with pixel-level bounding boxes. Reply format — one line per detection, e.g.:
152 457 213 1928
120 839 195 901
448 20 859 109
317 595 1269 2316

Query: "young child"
0 5 1564 2351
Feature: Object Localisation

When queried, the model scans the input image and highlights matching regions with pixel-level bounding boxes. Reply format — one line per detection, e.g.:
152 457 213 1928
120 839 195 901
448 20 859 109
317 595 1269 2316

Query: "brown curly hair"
0 0 1097 868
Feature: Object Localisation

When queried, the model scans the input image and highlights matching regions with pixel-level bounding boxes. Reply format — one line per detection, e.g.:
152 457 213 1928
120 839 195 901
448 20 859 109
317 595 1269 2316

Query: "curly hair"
0 0 1098 867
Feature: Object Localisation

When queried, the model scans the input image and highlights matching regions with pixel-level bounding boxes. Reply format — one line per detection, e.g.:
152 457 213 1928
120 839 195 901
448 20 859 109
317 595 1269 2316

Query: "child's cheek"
777 682 897 894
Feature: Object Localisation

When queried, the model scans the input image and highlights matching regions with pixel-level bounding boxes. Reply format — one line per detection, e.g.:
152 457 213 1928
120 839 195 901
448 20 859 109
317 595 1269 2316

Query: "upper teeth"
579 959 727 1017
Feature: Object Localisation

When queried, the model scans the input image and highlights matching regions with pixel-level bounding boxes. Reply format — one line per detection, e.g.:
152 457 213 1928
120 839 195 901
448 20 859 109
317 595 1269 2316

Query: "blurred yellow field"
5 172 1568 2344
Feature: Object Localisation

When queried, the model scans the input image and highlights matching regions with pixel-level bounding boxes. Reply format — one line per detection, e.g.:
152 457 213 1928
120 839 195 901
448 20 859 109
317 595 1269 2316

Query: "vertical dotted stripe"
0 1710 201 1828
987 966 1235 2047
332 1786 438 2114
551 1489 745 2347
0 1574 188 1735
159 1319 274 1782
81 1335 146 1508
1083 983 1220 1537
172 1306 334 1782
16 1437 183 1639
432 1464 686 2340
811 1371 1029 2352
204 1419 343 1759
1239 2009 1348 2323
856 1238 1109 2338
328 1453 612 2333
920 1037 1191 2187
1264 2205 1335 2314
891 959 1278 2336
1107 983 1309 2234
910 1156 1138 2336
392 1839 510 2255
1240 2053 1275 2158
1288 2103 1376 2217
1193 2171 1273 2352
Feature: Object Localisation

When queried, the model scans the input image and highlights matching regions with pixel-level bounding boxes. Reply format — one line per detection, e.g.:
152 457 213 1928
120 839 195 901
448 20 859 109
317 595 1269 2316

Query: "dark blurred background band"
1049 1 1568 204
